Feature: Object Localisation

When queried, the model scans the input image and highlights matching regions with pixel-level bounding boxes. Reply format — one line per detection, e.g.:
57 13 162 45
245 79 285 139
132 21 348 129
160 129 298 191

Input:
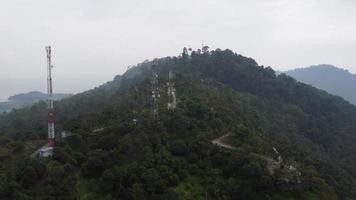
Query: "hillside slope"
0 49 355 200
286 64 356 105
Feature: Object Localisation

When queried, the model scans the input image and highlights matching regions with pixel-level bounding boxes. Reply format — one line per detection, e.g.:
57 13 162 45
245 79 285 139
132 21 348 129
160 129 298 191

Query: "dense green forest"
0 48 356 200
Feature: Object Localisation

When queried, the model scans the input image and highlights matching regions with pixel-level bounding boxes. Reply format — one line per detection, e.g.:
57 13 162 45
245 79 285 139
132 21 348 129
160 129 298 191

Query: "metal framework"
46 46 55 147
167 70 176 111
151 64 160 119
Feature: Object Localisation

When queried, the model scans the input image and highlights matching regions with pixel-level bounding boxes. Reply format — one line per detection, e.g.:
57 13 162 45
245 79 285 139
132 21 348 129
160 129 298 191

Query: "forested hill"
286 64 356 105
0 91 71 113
0 49 356 199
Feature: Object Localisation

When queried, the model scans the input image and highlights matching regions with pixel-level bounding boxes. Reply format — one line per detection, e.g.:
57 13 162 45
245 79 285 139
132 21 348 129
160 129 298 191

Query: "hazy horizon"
1 0 355 101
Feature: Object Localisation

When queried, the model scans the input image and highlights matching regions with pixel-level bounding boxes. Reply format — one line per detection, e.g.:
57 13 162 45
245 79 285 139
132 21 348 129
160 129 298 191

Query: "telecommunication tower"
46 46 55 147
167 70 176 111
151 64 160 119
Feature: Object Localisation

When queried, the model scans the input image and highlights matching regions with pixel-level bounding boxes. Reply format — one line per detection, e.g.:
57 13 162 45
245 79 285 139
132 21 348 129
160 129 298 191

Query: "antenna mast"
151 64 160 119
46 46 55 147
167 70 176 112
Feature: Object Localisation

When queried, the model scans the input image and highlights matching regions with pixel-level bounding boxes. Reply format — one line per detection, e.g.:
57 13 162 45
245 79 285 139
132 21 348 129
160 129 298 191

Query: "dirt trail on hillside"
211 134 282 174
211 133 236 150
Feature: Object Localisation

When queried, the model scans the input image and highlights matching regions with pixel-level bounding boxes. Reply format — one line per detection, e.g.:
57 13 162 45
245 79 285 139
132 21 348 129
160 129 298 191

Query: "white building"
38 147 53 157
61 131 72 139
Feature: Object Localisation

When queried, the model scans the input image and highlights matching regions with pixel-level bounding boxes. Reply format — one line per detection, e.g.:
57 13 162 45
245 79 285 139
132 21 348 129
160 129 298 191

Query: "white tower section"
46 46 55 147
167 70 176 111
151 64 160 119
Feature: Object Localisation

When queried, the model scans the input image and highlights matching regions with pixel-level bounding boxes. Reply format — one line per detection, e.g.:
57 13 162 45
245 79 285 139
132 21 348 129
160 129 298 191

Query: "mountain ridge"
0 49 355 199
0 91 72 113
285 64 356 105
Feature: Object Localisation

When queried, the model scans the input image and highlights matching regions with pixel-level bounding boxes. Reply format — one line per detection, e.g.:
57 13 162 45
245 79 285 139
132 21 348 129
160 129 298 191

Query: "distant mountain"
0 91 71 113
0 102 14 113
285 64 356 105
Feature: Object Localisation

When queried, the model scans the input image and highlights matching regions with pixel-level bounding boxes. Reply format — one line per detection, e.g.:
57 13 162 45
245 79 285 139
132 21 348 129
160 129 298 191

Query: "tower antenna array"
46 46 55 147
167 69 176 111
151 64 160 119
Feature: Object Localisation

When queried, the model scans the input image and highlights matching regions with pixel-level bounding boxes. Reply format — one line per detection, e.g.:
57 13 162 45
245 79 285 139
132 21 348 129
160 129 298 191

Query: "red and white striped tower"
46 46 55 147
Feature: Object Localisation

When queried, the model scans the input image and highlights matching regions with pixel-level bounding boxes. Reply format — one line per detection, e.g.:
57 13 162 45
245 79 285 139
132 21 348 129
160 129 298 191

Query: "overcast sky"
1 0 355 101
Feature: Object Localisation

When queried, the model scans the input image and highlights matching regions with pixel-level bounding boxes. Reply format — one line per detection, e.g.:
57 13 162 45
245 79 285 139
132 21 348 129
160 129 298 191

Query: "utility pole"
46 46 55 147
151 64 160 119
167 70 176 112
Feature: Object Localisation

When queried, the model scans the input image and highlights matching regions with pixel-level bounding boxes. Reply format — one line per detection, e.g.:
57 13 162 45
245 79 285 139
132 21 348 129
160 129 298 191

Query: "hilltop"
286 64 356 105
0 49 355 199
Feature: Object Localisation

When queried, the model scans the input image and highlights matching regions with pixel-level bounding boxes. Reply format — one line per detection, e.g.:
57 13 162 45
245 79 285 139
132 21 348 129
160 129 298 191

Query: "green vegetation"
0 49 355 199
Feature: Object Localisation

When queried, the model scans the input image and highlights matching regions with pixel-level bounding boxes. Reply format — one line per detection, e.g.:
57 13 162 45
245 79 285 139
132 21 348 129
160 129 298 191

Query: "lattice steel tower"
151 64 160 119
167 70 176 111
46 46 55 147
